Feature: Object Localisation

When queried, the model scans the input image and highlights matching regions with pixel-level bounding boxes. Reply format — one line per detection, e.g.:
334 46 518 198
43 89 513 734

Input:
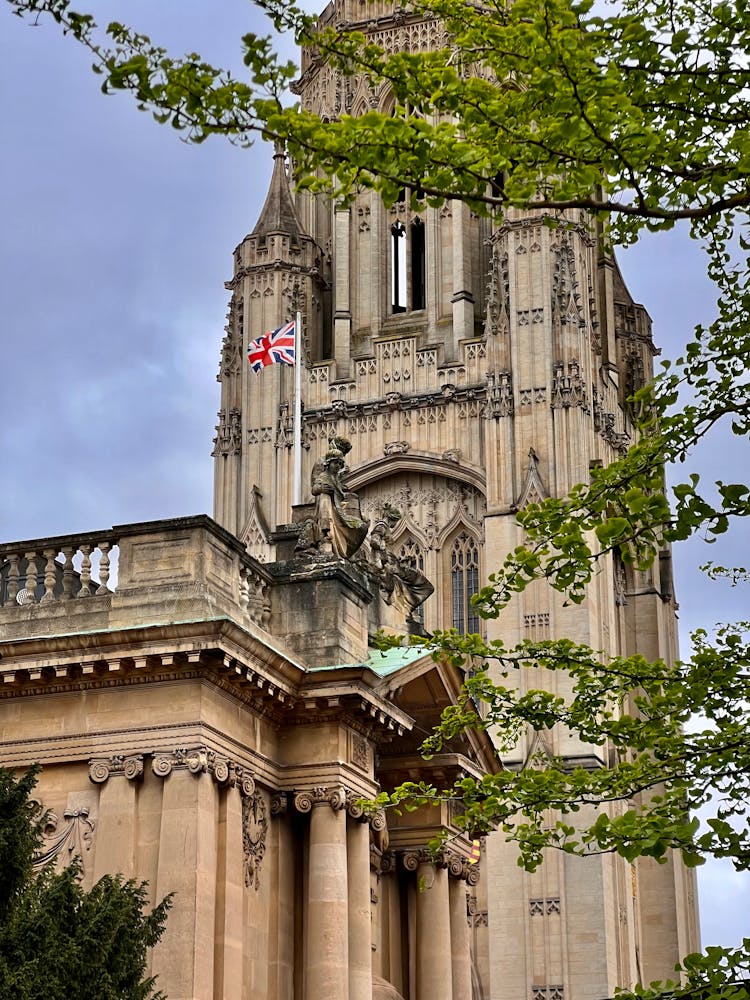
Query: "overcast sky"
1 0 747 953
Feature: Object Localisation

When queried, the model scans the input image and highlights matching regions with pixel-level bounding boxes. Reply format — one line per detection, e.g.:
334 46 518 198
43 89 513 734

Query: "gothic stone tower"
213 2 700 998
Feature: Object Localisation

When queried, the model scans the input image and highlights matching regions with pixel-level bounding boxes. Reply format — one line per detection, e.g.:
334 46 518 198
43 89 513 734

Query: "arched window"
391 220 407 313
451 532 480 634
398 537 426 625
389 189 427 315
410 218 426 310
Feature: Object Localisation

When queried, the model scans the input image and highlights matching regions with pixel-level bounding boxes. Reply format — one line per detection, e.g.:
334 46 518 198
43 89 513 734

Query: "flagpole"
292 310 302 507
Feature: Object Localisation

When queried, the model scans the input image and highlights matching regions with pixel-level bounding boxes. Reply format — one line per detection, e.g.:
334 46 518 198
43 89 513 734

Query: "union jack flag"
247 319 296 373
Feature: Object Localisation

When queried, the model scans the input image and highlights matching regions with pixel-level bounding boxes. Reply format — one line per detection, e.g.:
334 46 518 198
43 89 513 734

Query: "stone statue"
364 506 434 621
295 437 369 560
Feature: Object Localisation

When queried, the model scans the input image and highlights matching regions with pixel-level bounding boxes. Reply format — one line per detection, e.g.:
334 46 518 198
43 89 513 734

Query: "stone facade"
211 3 700 999
0 516 496 1000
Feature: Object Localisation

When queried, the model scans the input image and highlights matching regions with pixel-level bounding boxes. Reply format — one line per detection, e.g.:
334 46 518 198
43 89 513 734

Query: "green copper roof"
308 644 431 676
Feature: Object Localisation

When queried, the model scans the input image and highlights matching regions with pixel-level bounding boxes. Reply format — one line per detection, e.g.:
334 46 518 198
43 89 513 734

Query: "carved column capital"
401 849 425 872
89 754 144 784
149 747 255 792
444 848 481 884
293 785 348 813
270 791 288 815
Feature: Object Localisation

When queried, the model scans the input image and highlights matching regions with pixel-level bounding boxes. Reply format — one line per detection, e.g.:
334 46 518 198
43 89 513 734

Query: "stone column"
88 755 143 882
151 749 219 1000
347 805 373 1000
448 862 473 1000
407 853 453 1000
298 787 349 1000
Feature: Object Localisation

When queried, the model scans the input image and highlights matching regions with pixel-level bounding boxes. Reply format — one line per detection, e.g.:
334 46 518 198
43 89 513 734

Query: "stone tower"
213 2 700 999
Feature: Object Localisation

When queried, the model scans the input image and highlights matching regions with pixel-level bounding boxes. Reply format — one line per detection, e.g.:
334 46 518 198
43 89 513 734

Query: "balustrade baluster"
60 547 75 600
40 548 58 604
6 553 20 605
96 541 111 595
239 565 250 610
77 544 92 598
24 551 38 604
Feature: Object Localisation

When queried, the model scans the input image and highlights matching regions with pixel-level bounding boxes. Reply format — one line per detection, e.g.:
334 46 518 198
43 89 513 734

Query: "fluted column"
347 804 373 1000
410 855 453 1000
449 871 473 1000
299 788 349 1000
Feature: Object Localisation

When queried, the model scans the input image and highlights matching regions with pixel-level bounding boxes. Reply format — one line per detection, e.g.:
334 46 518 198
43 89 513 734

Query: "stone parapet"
267 554 373 666
0 515 271 641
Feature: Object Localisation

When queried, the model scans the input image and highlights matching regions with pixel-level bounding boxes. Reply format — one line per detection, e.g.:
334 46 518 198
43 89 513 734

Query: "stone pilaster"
149 748 228 1000
88 754 143 881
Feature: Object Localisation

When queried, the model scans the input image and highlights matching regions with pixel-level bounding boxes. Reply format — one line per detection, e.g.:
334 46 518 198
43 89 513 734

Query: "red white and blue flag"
248 319 296 373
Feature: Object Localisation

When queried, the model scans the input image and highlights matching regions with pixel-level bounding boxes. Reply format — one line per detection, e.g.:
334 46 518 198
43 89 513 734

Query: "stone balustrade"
0 531 118 607
0 515 272 631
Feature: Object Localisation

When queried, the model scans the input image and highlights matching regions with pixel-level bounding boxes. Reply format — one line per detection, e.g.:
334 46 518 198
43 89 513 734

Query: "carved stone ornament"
384 440 410 456
295 436 370 560
292 785 364 814
486 370 514 418
357 505 434 620
243 791 268 890
33 805 96 872
212 408 243 458
551 359 586 410
351 734 370 771
516 447 548 509
150 747 255 792
89 754 144 783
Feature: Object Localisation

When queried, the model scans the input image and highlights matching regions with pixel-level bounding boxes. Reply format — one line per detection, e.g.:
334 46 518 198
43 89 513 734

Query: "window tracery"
450 532 480 634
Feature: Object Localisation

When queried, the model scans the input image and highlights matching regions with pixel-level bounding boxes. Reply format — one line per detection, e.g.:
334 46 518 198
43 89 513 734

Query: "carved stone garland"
242 791 269 890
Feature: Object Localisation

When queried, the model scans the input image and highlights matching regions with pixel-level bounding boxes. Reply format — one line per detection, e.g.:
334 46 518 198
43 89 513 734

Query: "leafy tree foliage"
0 767 171 1000
4 1 750 997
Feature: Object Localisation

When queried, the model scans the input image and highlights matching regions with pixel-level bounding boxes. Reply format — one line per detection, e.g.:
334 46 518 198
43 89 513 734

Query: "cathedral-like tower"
214 3 700 998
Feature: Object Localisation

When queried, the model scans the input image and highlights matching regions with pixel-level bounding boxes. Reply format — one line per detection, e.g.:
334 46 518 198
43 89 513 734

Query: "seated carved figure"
296 437 369 560
366 507 434 621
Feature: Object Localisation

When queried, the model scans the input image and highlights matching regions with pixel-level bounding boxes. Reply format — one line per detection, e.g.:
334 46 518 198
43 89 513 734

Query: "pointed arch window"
451 532 480 634
398 537 426 625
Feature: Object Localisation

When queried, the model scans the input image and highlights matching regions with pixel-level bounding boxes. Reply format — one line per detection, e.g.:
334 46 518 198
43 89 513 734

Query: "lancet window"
450 532 480 634
390 190 426 314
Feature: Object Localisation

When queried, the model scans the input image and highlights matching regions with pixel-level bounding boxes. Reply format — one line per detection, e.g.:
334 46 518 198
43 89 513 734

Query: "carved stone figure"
363 506 434 620
296 437 369 559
